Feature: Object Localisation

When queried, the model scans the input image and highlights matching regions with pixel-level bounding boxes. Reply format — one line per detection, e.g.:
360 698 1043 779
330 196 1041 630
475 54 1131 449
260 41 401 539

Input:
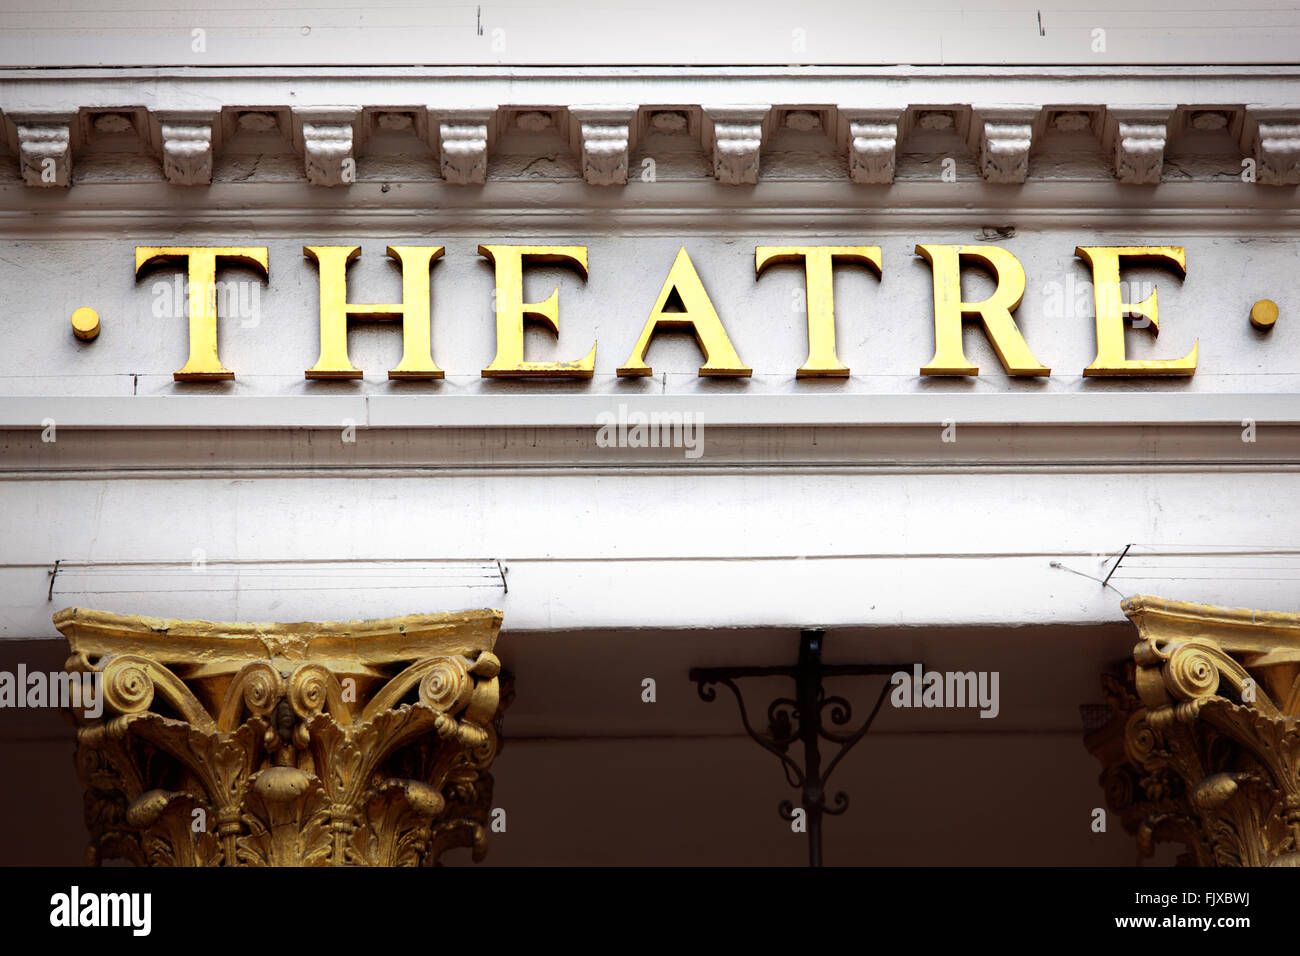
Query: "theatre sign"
2 57 1300 876
85 241 1241 382
19 230 1300 425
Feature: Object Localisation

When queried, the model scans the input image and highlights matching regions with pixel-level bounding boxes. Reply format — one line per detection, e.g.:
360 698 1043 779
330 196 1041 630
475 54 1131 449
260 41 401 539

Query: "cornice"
4 393 1300 430
4 422 1300 476
0 66 1296 191
3 66 1300 81
0 181 1296 236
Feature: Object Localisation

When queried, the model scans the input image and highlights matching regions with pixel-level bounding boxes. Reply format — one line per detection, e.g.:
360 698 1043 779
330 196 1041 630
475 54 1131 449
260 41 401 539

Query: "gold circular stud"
1250 299 1279 330
71 306 100 341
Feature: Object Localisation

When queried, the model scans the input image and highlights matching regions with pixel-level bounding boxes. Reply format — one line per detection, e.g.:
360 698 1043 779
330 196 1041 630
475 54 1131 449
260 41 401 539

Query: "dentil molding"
1 67 1298 189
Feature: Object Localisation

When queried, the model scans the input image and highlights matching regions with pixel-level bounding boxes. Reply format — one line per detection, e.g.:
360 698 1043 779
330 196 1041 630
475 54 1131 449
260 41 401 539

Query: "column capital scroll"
56 606 507 867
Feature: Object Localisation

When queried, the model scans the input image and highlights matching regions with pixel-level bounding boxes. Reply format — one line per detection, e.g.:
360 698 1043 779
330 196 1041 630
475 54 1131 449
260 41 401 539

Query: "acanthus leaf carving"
568 106 636 186
154 111 218 186
293 106 362 187
1085 596 1300 866
11 113 75 188
969 106 1039 184
1104 107 1172 185
57 606 508 867
1244 107 1300 186
430 107 496 185
702 106 769 185
835 107 901 184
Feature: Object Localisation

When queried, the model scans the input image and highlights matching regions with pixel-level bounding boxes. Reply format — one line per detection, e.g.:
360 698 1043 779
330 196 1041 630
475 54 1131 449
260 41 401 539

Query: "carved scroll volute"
217 661 283 730
1091 596 1300 867
1131 637 1233 713
55 606 507 867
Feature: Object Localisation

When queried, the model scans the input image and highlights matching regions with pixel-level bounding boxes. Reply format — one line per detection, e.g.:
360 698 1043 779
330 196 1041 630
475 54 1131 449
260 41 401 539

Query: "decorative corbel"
9 112 75 188
835 108 901 184
702 106 769 185
292 106 363 187
969 106 1039 184
1103 107 1172 185
568 106 637 186
1243 107 1300 186
429 108 496 185
153 111 218 186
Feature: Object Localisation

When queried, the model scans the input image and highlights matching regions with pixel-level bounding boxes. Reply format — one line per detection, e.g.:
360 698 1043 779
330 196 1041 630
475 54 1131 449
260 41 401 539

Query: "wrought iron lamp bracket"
689 628 915 866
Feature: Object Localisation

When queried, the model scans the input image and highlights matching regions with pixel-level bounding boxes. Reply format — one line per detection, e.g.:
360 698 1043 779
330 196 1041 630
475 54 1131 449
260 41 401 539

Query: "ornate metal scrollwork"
690 628 910 866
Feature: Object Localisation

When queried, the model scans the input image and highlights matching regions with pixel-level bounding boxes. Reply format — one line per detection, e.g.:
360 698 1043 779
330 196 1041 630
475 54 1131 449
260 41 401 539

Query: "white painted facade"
0 7 1296 864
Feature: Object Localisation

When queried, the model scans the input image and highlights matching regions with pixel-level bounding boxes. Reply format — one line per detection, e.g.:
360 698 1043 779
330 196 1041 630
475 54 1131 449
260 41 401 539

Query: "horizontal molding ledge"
2 393 1298 429
4 64 1300 84
4 426 1299 475
0 182 1297 234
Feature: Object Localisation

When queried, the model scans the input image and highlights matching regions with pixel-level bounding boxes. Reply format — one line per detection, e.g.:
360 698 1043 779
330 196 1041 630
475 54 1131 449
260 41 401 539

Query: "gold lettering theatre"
0 5 1299 879
131 243 1201 381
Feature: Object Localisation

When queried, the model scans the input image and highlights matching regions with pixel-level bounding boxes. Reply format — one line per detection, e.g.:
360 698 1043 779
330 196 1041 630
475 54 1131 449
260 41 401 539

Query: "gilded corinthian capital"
1086 596 1300 866
55 607 506 867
